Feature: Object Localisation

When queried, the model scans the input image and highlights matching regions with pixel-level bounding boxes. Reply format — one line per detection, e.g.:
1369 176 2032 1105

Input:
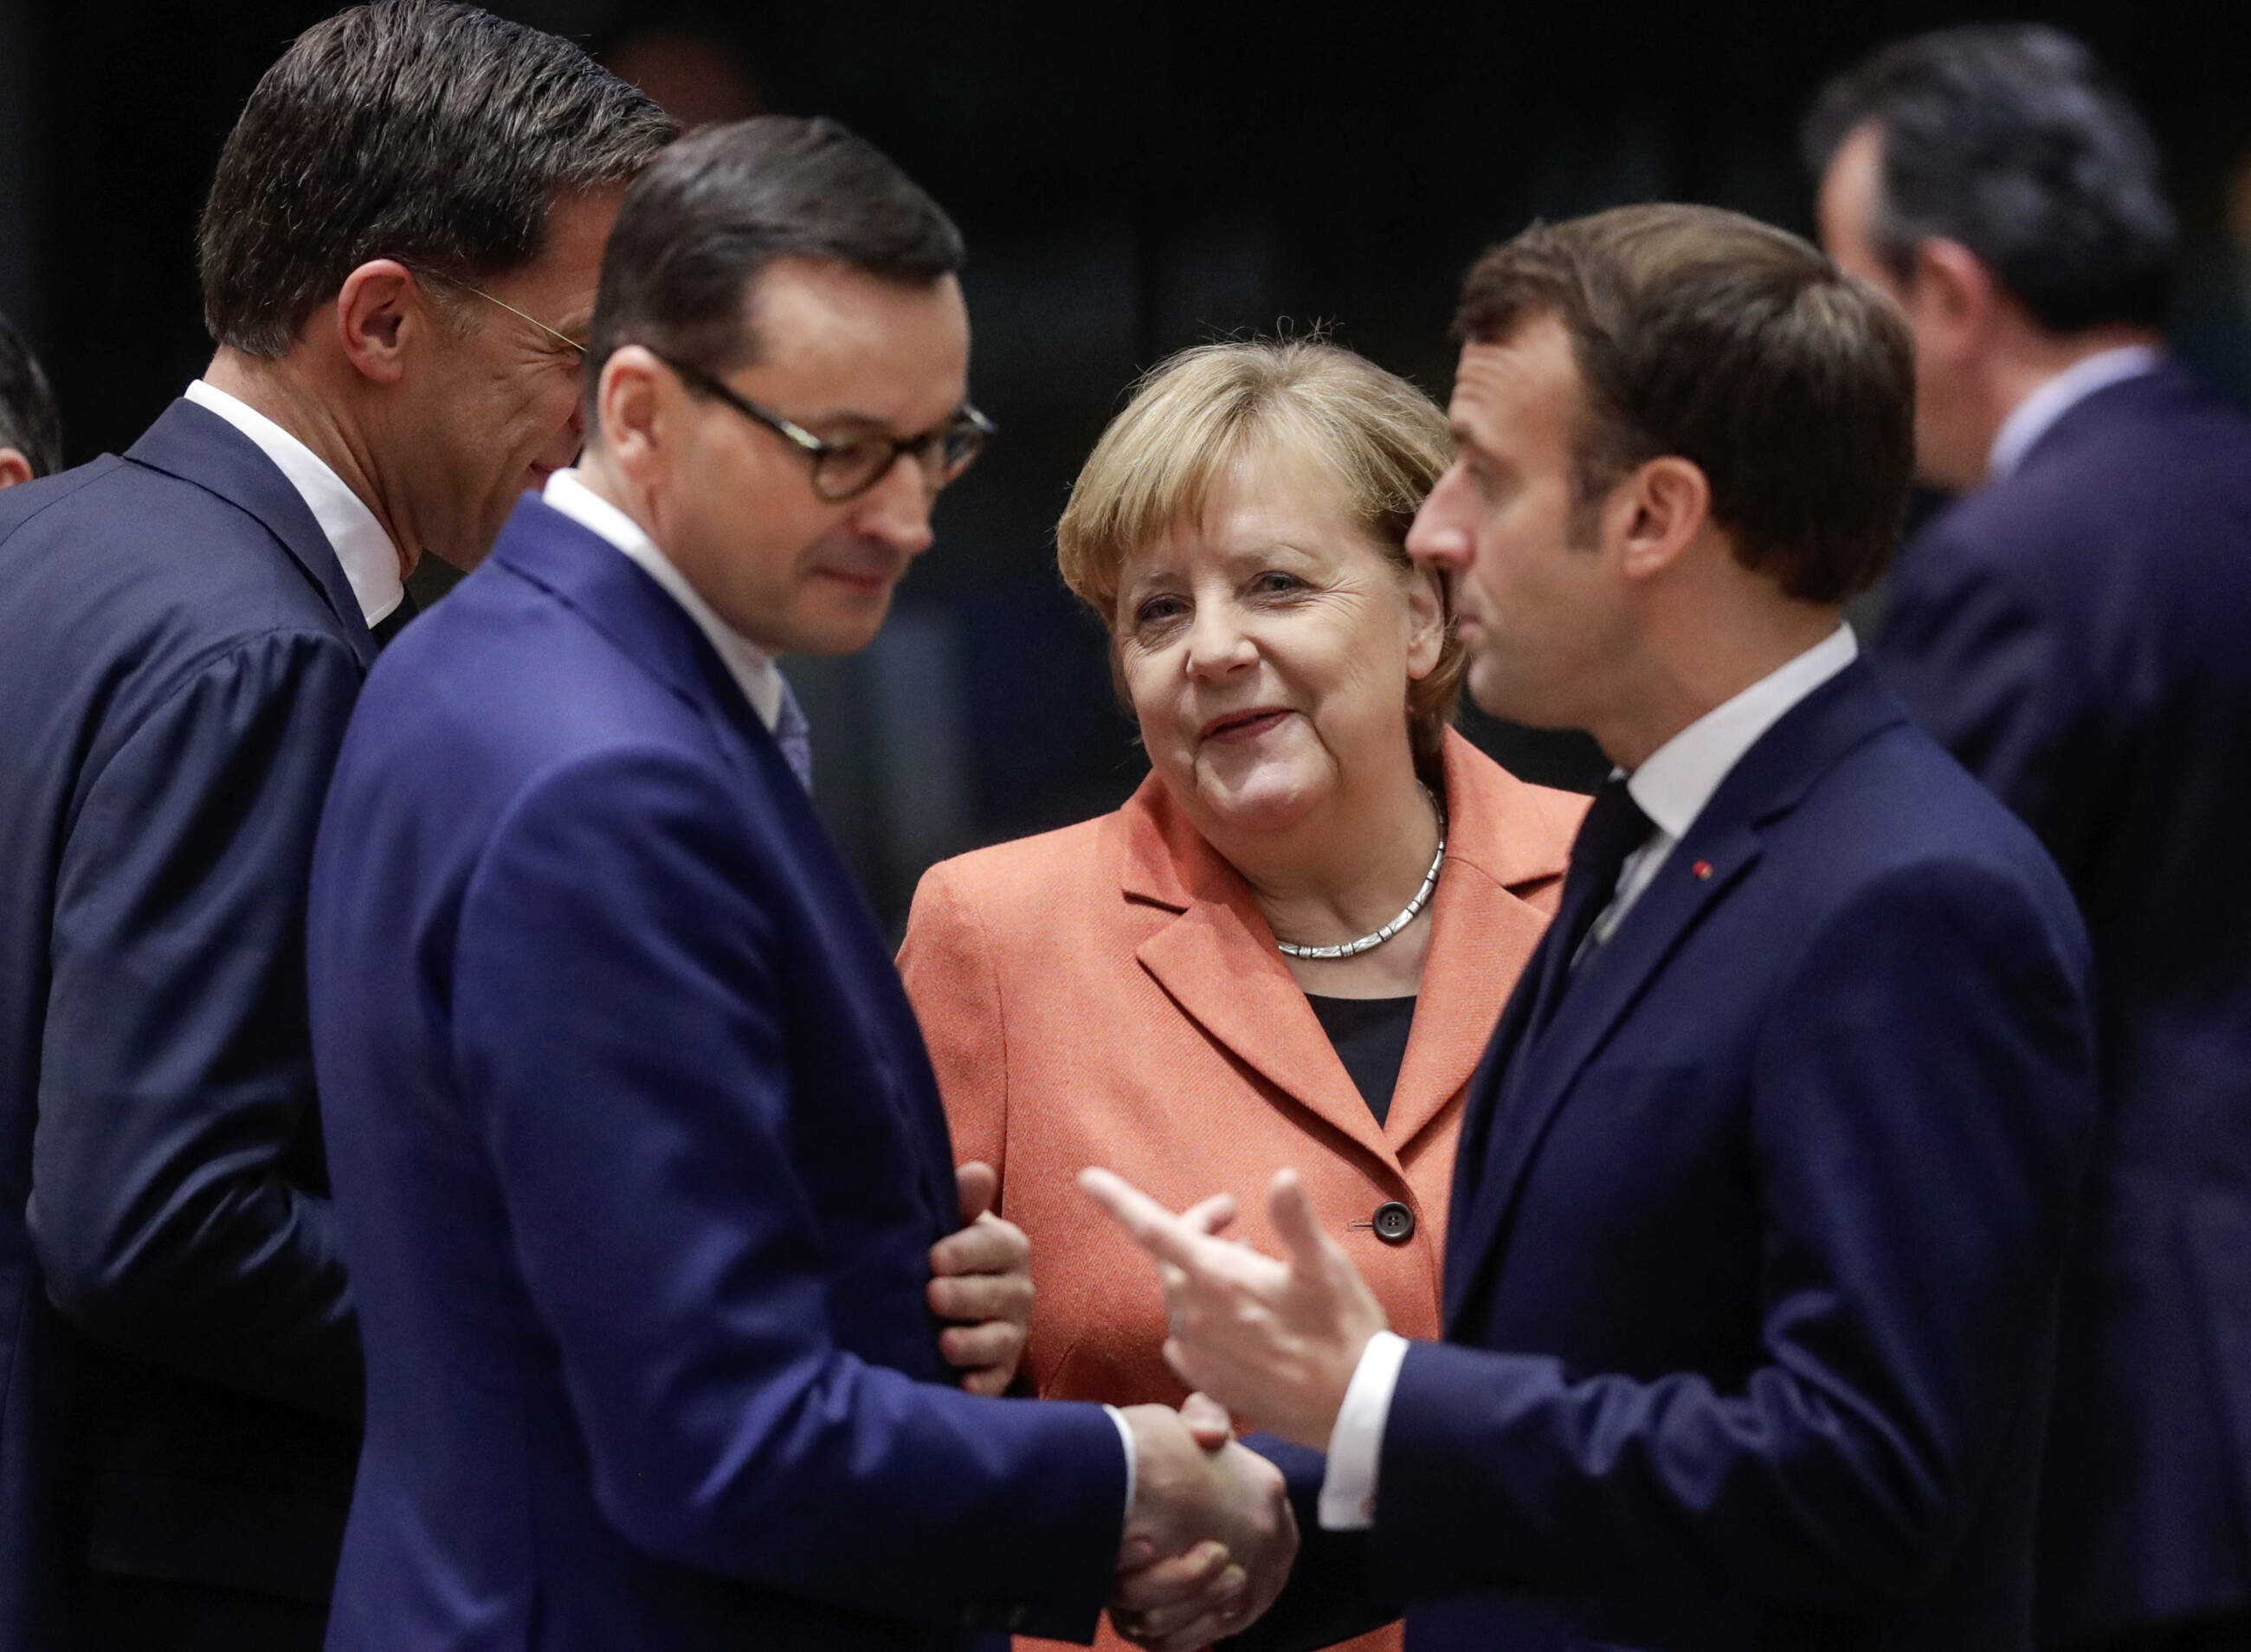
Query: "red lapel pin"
1693 860 1713 880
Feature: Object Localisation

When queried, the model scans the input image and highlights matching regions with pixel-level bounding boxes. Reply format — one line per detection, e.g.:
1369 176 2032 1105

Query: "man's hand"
1081 1167 1388 1449
929 1161 1032 1396
1111 1400 1298 1652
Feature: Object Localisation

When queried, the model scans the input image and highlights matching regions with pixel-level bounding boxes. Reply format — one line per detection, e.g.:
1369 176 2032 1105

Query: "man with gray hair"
0 6 668 1647
1809 27 2251 1652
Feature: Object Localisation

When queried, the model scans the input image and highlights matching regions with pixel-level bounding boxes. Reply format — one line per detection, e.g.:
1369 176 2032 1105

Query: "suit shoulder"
912 813 1123 934
1796 723 2081 926
355 594 713 803
0 454 121 535
1919 389 2251 580
0 454 347 646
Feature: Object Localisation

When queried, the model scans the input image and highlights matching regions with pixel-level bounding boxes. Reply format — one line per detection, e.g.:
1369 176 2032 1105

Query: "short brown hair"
1057 339 1464 773
1454 203 1915 603
588 116 964 397
199 1 674 358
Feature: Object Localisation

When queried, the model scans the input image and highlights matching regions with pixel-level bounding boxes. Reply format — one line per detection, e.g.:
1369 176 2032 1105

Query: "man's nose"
851 454 938 560
1406 476 1474 572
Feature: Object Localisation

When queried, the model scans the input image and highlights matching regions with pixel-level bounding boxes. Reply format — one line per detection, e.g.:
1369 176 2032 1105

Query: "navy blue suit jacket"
1242 659 2097 1652
0 402 372 1645
306 494 1128 1652
1874 365 2251 1642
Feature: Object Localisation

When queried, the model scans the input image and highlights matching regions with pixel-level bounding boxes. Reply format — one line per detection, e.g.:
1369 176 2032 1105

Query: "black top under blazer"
0 400 375 1648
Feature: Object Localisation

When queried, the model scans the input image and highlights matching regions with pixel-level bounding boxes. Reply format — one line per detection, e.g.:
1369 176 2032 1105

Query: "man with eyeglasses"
0 7 671 1649
301 115 1296 1652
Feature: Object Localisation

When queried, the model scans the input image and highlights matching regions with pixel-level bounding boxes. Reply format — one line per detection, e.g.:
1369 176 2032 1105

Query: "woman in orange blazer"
899 339 1585 1652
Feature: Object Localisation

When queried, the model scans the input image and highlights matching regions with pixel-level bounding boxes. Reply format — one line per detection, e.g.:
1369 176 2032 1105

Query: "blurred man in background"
1809 27 2251 1652
0 5 669 1648
0 307 61 487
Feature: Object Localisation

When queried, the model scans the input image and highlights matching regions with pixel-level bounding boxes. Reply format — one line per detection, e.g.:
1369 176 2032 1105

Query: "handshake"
1110 1393 1299 1652
937 1160 1353 1648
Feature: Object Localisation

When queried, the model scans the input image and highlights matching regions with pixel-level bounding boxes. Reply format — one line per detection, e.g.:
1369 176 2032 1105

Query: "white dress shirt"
1987 343 2161 481
184 378 404 628
1317 623 1861 1531
541 468 786 732
542 469 1139 1512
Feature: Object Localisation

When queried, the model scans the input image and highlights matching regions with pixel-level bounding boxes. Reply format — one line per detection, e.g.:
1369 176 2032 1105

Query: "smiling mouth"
1201 708 1291 743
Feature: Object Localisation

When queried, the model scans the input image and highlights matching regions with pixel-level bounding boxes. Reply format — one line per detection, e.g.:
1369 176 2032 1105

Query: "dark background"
4 0 2248 925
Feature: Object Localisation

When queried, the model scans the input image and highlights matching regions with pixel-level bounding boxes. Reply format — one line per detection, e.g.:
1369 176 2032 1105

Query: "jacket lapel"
1442 660 1909 1333
1122 781 1399 1172
492 495 962 1229
1442 939 1553 1317
126 399 377 667
1383 734 1577 1153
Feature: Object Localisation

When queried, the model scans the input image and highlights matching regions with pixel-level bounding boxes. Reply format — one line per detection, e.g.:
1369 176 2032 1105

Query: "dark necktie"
369 590 419 651
1528 776 1653 1036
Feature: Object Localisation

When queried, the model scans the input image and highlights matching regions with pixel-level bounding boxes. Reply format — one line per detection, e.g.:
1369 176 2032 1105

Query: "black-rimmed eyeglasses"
651 351 994 503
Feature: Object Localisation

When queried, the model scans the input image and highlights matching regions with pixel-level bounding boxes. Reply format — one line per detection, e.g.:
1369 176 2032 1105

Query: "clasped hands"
937 1162 1295 1647
935 1161 1388 1649
1087 1165 1395 1649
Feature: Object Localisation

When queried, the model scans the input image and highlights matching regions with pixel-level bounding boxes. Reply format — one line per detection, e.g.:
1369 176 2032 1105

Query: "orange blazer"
899 732 1584 1651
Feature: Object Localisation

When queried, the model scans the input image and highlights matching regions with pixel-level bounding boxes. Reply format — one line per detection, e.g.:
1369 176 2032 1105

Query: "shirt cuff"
1318 1331 1409 1530
1105 1403 1137 1525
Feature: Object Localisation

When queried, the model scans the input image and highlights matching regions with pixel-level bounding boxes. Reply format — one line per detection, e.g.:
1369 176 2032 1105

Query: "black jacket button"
1372 1201 1416 1244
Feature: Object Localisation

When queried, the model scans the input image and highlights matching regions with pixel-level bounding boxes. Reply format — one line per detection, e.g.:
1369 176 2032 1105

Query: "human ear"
1402 560 1446 681
0 448 34 489
1906 237 1996 360
333 260 422 385
1616 456 1711 582
596 346 668 479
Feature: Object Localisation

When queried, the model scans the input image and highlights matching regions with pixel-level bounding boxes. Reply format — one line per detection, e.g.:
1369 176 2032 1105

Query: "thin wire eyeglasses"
649 349 995 503
455 282 587 356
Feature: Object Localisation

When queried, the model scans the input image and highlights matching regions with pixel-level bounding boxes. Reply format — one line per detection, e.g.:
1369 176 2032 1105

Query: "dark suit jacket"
1874 364 2251 1644
0 401 371 1646
1242 659 2097 1652
306 494 1128 1652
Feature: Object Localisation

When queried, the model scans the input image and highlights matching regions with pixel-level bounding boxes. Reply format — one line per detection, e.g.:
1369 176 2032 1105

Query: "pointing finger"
1182 1192 1239 1236
1080 1168 1220 1274
1265 1168 1339 1273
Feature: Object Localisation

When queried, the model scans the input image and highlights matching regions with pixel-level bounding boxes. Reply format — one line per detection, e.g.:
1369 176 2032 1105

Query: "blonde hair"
1056 338 1464 771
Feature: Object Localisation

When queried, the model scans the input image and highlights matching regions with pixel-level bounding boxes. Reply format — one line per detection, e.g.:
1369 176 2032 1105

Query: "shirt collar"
540 468 785 732
184 378 404 627
1988 344 2163 481
1625 624 1860 842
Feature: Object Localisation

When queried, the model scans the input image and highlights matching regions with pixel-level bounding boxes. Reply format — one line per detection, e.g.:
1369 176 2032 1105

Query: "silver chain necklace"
1274 790 1446 960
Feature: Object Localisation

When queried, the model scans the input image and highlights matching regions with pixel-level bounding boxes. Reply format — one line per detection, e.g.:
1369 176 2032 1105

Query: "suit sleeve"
32 629 363 1418
455 749 1125 1636
1368 861 2096 1609
1222 1436 1396 1652
1874 530 2115 883
897 862 1009 1196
